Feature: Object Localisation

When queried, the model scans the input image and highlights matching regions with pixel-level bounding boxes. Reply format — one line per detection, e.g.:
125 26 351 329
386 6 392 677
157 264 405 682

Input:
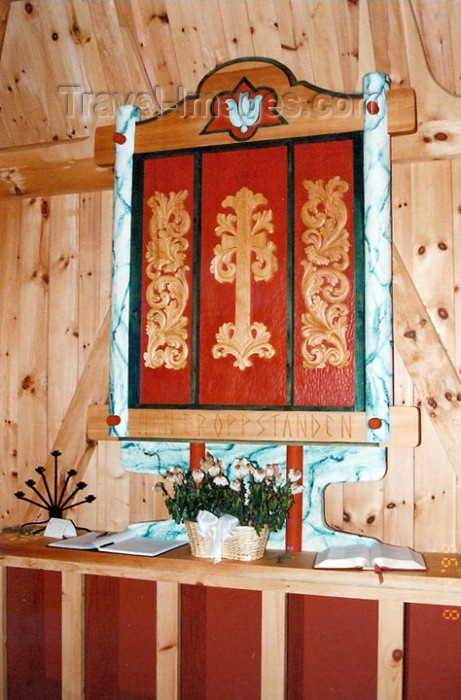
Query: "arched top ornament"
94 56 416 166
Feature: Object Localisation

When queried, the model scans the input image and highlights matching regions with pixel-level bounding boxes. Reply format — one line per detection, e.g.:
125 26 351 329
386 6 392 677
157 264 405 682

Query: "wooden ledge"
0 534 459 601
87 405 420 447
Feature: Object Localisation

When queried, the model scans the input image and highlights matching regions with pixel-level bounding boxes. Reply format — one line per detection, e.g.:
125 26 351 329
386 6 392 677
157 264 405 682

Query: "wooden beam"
0 137 113 199
94 79 416 167
87 404 420 447
393 245 461 476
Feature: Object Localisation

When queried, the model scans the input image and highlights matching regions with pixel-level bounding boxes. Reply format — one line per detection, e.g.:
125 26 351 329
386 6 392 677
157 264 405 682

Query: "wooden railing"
1 534 460 700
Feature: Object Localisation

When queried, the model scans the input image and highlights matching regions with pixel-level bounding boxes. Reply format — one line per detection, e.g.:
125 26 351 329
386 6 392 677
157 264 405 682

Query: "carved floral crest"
203 77 285 141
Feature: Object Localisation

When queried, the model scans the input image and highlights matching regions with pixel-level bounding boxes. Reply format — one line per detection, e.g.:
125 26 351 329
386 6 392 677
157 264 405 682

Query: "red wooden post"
189 442 205 470
285 445 303 552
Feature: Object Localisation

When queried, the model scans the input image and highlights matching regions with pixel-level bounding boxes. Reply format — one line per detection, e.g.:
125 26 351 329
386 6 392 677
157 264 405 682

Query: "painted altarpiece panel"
92 58 418 550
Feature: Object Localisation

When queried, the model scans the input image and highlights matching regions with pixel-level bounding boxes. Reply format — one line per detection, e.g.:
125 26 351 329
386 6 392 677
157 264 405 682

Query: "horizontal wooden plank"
87 404 420 447
1 535 461 603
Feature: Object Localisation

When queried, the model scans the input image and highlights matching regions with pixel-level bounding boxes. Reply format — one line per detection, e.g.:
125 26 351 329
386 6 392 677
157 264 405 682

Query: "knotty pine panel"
1 154 461 553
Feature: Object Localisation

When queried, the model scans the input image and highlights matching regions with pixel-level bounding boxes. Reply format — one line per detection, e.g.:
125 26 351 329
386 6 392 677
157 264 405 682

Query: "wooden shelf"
1 533 460 699
87 404 421 447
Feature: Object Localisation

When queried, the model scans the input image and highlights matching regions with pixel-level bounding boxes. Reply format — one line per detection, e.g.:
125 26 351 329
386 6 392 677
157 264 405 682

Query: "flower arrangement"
158 451 303 534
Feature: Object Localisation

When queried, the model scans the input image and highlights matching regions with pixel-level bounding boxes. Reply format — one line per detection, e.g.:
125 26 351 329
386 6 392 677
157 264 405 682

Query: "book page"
48 531 110 550
99 536 188 557
314 544 372 569
370 543 426 570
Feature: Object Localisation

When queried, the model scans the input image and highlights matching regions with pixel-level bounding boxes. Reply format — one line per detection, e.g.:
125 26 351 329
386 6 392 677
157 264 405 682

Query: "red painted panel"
205 587 261 699
85 576 156 699
181 585 208 700
139 155 195 405
7 568 61 700
181 586 261 700
405 603 461 699
287 594 378 700
293 139 356 407
200 147 288 406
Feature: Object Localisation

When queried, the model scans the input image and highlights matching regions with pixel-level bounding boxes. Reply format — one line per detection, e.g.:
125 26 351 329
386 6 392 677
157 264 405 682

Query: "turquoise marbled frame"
107 71 393 551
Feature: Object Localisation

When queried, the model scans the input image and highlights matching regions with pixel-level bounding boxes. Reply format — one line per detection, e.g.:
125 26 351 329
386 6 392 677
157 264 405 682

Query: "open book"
47 529 188 557
314 542 426 571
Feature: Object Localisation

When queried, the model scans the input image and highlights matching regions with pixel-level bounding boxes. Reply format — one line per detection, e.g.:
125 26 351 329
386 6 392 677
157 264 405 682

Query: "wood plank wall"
1 0 461 553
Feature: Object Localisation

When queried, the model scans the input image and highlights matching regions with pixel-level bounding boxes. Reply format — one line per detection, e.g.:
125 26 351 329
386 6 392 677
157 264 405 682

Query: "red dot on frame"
106 414 122 426
366 101 380 116
112 132 127 145
368 417 382 430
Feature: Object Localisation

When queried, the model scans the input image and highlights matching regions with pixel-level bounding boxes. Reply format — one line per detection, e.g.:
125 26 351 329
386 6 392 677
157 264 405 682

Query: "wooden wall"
1 0 461 553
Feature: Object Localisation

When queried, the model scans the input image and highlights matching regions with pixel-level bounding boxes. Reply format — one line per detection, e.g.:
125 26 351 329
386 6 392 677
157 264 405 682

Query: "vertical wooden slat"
299 0 345 92
78 191 102 372
261 590 286 700
377 599 404 700
245 0 283 63
61 571 85 700
129 471 160 524
414 411 456 552
48 194 80 448
217 0 254 61
451 159 461 552
451 159 461 387
0 199 21 529
384 447 414 547
159 2 204 95
156 581 180 700
367 0 410 88
17 197 50 527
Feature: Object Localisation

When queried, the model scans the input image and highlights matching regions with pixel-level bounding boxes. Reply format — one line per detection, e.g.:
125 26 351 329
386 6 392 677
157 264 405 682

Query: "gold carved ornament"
144 190 191 371
211 186 278 370
300 176 351 369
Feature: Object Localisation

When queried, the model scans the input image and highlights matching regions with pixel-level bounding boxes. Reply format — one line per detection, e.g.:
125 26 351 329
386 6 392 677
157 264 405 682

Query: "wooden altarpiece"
89 58 419 550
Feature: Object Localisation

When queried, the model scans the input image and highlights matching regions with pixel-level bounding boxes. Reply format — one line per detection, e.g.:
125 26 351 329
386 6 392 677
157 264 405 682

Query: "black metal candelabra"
14 450 96 533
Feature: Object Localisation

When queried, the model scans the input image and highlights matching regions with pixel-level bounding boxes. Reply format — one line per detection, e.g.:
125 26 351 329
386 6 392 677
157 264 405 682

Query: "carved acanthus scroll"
144 190 191 370
300 176 351 369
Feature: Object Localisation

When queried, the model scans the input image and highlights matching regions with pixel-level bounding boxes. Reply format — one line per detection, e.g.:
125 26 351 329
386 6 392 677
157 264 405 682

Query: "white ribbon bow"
196 510 239 564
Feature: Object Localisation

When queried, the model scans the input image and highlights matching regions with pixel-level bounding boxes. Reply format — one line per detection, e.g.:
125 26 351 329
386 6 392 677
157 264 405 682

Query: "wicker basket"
185 520 270 561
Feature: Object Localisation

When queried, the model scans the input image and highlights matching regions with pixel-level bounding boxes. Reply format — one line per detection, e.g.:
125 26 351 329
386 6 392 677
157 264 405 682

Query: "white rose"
288 468 302 483
208 465 222 477
192 469 205 484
